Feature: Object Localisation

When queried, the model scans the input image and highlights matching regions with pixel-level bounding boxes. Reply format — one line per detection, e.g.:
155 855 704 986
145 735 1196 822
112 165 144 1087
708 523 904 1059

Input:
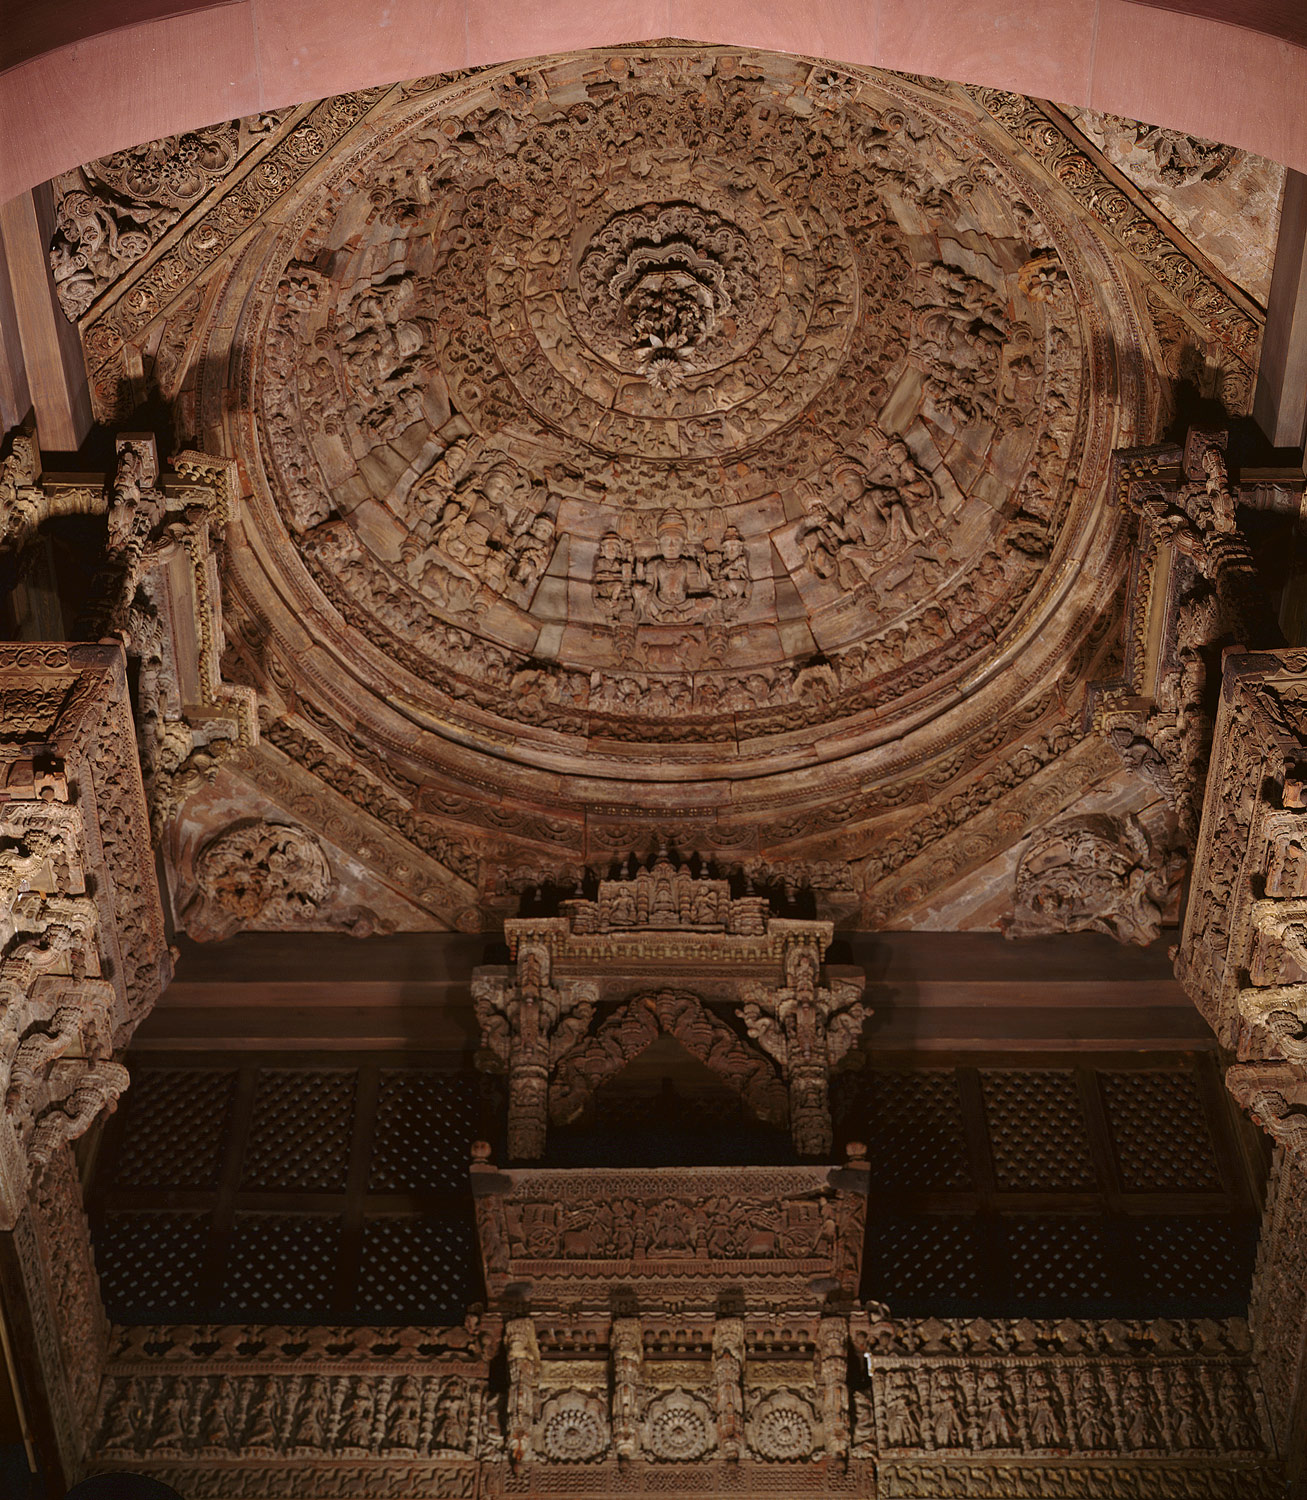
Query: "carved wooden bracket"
739 935 868 1157
473 938 597 1159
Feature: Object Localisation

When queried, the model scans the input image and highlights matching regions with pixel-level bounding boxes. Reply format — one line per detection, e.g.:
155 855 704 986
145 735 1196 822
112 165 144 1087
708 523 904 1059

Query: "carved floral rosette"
472 1161 867 1307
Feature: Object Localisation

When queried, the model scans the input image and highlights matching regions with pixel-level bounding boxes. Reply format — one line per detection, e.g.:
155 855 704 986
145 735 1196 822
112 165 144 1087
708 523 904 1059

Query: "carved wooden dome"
188 47 1155 892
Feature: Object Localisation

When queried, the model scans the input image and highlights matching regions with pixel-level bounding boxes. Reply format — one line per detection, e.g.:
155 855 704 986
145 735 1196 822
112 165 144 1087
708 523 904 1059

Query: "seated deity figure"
633 512 716 623
593 531 635 619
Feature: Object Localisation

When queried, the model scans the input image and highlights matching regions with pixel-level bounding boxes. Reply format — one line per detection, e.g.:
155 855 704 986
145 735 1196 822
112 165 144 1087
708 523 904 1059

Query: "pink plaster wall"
1 0 1305 204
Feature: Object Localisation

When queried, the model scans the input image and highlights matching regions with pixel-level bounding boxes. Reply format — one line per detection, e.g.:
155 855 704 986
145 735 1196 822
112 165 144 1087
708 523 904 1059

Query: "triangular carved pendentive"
549 989 789 1131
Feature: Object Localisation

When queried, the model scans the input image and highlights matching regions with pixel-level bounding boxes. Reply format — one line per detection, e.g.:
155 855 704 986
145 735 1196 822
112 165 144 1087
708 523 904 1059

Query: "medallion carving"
1003 813 1182 946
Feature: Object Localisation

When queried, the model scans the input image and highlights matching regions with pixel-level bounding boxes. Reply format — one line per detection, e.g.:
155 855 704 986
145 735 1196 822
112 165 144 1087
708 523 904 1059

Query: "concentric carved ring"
537 1390 609 1462
641 1389 716 1461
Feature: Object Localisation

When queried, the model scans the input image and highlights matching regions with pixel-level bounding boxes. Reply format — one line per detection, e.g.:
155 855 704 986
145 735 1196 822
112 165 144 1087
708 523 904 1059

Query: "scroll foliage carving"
549 989 788 1131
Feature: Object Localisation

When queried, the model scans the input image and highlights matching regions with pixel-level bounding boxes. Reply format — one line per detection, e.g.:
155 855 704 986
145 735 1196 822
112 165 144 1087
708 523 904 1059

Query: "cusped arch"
549 989 788 1130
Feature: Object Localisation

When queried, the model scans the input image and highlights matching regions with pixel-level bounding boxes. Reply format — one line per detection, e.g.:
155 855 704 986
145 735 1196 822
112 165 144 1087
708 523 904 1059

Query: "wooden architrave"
548 988 789 1131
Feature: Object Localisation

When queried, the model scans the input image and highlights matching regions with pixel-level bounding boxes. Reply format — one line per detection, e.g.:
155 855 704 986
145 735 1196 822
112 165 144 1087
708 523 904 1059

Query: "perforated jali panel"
110 1068 236 1190
370 1070 481 1191
356 1215 480 1322
982 1070 1096 1192
89 1053 1259 1325
90 1061 489 1326
94 1212 212 1321
1005 1217 1112 1310
849 1056 1259 1318
836 1069 973 1191
1100 1070 1223 1192
1130 1215 1260 1314
241 1070 356 1191
218 1214 343 1320
864 1215 987 1314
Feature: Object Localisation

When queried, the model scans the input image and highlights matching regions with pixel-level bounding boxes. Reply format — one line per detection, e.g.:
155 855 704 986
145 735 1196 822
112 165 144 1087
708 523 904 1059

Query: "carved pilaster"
610 1316 642 1460
0 1144 110 1485
1098 430 1298 846
504 1316 540 1467
473 940 596 1160
1175 649 1307 1489
739 934 867 1156
1250 1149 1307 1467
815 1315 850 1466
1 423 257 837
0 646 166 1225
712 1316 744 1460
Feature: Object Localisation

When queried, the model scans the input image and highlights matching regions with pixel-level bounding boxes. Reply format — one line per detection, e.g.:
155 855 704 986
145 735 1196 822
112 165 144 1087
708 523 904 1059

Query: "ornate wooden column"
1173 648 1307 1484
472 938 597 1160
0 643 169 1488
740 931 867 1157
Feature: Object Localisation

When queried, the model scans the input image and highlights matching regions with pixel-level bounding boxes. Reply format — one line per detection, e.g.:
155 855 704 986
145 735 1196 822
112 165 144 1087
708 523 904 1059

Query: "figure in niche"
510 512 556 593
152 1389 191 1450
242 1382 280 1452
201 1376 236 1449
715 525 753 612
432 1378 472 1451
929 1370 966 1448
339 1378 377 1449
291 1376 331 1450
1215 1368 1262 1450
976 1370 1016 1448
882 1372 921 1447
1168 1370 1211 1449
1025 1369 1064 1447
1120 1370 1159 1449
101 1381 143 1452
633 512 719 624
650 1196 692 1255
383 1376 422 1450
594 532 636 620
1073 1369 1112 1448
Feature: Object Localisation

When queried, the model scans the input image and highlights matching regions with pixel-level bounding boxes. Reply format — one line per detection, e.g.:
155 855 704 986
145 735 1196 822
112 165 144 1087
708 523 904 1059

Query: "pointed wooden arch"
549 988 788 1130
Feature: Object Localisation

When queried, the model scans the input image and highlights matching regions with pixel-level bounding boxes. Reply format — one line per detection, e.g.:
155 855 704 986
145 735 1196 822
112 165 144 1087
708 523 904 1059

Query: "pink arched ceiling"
2 0 1306 204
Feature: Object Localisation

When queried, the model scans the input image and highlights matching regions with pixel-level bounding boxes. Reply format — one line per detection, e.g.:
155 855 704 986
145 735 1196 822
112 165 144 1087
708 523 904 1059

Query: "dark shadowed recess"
87 1049 1263 1325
